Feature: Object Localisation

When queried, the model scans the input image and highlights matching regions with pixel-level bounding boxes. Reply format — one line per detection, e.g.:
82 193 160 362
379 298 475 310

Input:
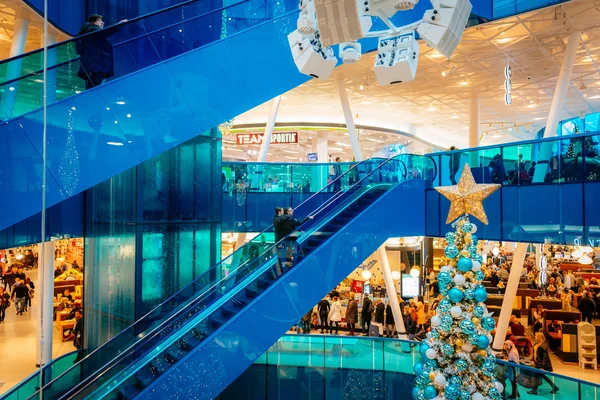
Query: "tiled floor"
0 269 74 395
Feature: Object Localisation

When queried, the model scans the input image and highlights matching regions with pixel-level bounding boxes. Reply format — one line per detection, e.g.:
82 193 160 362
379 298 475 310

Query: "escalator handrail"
0 0 249 68
0 0 250 89
31 157 377 398
61 155 417 400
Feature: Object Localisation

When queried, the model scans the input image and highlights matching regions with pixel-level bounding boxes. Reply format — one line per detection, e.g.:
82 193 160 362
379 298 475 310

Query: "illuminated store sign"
236 132 299 145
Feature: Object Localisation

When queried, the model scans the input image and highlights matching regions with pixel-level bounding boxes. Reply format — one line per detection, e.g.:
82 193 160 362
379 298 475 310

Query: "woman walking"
504 340 520 399
528 332 559 395
345 293 358 336
328 297 342 335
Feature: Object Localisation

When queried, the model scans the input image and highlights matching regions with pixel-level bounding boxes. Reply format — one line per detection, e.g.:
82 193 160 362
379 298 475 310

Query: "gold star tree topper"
435 164 501 225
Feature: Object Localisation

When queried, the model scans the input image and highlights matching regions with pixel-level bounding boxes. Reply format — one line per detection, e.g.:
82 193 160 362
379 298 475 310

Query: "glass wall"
84 129 221 350
493 0 569 19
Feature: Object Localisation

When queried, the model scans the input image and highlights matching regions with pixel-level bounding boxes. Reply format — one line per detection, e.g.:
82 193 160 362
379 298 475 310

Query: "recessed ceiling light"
335 142 351 147
589 95 600 100
116 100 126 105
534 117 544 121
451 115 459 119
459 81 469 86
107 141 124 146
527 104 536 108
427 107 437 111
496 38 512 44
365 138 385 143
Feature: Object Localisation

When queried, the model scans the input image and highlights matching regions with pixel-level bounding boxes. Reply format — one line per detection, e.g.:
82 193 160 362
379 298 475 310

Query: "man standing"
362 295 373 335
578 291 596 323
76 14 127 89
73 309 84 362
281 207 313 264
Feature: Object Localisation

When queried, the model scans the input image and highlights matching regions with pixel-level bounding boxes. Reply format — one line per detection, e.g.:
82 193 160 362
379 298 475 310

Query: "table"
56 309 73 322
548 331 562 340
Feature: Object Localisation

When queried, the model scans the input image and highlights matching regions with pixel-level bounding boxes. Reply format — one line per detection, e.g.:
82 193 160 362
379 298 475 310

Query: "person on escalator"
332 157 342 192
281 207 313 264
273 207 286 242
76 14 128 90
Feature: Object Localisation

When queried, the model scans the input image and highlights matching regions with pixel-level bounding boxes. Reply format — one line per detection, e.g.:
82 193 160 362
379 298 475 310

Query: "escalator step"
257 276 274 288
245 287 259 298
209 314 228 329
118 384 142 400
221 303 242 318
182 331 203 348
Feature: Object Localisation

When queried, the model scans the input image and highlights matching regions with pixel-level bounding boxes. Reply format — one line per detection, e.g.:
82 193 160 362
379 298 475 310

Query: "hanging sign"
236 132 299 145
504 65 512 106
351 279 364 294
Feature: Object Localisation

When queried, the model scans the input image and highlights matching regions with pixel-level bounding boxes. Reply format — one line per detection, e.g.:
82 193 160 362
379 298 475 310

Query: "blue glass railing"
44 154 432 399
0 0 300 120
0 351 78 400
493 0 569 19
28 155 428 399
222 334 600 399
430 130 600 187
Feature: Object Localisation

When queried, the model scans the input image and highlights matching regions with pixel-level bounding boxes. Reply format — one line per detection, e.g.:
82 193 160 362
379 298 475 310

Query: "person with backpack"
361 295 374 335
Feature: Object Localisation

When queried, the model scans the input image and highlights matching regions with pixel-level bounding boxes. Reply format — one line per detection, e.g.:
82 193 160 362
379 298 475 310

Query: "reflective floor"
0 268 73 395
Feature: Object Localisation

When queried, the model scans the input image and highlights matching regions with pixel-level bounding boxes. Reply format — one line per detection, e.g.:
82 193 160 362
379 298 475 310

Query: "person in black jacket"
362 295 373 335
375 300 385 324
273 207 286 242
578 291 596 323
73 310 84 361
318 298 330 334
528 332 559 395
385 303 395 338
76 14 127 89
281 207 313 264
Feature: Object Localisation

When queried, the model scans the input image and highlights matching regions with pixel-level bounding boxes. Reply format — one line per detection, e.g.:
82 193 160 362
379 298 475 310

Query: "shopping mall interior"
1 0 600 399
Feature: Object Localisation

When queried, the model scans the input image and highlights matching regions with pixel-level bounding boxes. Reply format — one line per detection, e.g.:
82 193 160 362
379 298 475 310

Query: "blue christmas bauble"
449 288 464 302
424 385 438 400
445 244 459 259
471 235 479 245
462 223 473 233
464 288 475 300
474 287 488 302
449 376 462 387
460 320 476 335
445 232 456 243
477 335 490 349
473 254 483 262
468 245 478 255
414 362 424 375
482 360 495 376
431 330 440 339
455 359 468 371
420 343 429 358
457 257 473 272
488 388 501 400
412 387 422 400
475 271 485 281
459 390 471 400
443 343 454 356
440 323 452 333
481 316 496 331
438 299 452 313
473 305 485 318
426 359 439 369
445 384 460 400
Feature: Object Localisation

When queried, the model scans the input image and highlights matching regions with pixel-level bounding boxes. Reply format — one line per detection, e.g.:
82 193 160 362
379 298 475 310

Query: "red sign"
351 280 364 294
236 132 298 145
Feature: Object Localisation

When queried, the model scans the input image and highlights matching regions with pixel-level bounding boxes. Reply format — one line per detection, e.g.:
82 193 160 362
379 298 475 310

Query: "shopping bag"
370 322 383 337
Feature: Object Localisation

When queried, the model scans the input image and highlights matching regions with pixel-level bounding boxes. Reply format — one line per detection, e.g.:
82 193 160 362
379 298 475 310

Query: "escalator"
0 0 306 231
27 154 433 399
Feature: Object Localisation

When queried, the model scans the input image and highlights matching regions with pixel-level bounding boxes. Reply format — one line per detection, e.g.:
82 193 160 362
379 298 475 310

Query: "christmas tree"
413 164 502 400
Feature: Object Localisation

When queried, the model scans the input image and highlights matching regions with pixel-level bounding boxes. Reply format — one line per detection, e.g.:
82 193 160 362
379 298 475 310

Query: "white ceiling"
232 0 600 158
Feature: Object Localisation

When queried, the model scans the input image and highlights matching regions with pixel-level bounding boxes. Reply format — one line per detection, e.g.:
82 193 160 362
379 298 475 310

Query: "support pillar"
491 242 527 353
311 132 329 191
336 80 363 161
378 245 407 339
469 96 480 167
533 31 581 183
43 33 58 104
36 241 55 366
257 96 282 162
2 15 30 119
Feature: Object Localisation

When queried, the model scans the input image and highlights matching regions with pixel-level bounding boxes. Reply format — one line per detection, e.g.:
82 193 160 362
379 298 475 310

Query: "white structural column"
36 240 55 366
311 131 329 190
3 15 30 118
43 33 58 104
337 80 364 161
257 96 282 162
533 31 581 183
491 242 527 353
378 245 407 339
469 96 480 167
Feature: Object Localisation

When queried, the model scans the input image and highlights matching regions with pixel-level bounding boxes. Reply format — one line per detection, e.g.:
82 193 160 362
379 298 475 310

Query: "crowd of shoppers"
0 265 34 320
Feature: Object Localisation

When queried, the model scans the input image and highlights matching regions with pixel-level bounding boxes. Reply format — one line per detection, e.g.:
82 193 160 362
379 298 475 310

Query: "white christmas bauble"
426 348 437 359
450 306 462 318
434 374 447 387
472 261 482 272
462 342 474 353
494 381 504 393
472 392 484 400
487 334 493 343
440 266 451 273
471 224 478 233
453 274 466 286
431 316 442 327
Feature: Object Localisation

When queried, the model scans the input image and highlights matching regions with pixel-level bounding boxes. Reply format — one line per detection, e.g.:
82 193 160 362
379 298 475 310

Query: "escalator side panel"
0 11 305 231
139 181 427 400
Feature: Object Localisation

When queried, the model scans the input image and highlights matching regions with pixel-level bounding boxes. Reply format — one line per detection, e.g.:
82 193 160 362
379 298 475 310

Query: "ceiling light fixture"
365 138 385 143
107 141 124 146
335 142 351 147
